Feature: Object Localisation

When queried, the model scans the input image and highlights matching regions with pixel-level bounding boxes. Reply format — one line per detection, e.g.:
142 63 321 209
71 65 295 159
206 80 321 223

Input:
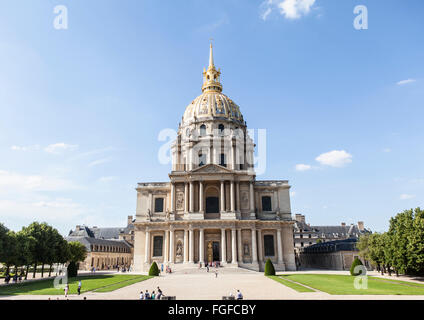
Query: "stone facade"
133 44 296 273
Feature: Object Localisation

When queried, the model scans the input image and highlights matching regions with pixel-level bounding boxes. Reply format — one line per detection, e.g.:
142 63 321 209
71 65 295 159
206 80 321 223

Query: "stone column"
199 228 205 263
237 229 242 262
188 146 194 171
170 182 175 212
169 228 174 263
144 229 150 263
251 228 258 263
184 229 189 263
230 181 235 212
184 182 189 213
148 193 153 213
231 229 237 264
189 181 194 213
163 230 169 264
220 180 225 212
273 190 279 211
257 229 263 263
231 142 236 170
277 228 284 264
249 181 255 212
221 228 227 264
236 182 240 212
189 228 194 263
199 181 204 213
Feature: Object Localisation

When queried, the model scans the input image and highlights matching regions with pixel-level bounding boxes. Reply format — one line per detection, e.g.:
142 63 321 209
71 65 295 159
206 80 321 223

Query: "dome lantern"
202 42 222 93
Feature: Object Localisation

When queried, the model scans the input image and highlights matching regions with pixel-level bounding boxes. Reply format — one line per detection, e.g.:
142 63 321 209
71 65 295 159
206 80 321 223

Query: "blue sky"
0 0 423 235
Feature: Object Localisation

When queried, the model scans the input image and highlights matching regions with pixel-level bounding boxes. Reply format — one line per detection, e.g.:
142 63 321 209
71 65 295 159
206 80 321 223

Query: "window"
218 124 224 134
154 198 164 212
153 236 163 257
262 196 272 211
220 153 226 167
200 124 206 136
264 235 275 256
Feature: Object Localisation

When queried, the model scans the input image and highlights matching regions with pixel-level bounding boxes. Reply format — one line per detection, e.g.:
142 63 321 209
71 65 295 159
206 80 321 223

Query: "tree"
0 223 9 267
264 258 275 276
357 234 370 263
1 231 17 274
149 262 160 276
23 222 54 278
67 241 87 277
406 208 424 275
350 257 364 276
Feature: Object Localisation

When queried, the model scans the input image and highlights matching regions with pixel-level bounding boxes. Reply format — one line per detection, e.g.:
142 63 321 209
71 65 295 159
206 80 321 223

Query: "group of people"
3 273 23 284
160 264 172 274
229 290 243 300
63 280 82 297
140 286 164 300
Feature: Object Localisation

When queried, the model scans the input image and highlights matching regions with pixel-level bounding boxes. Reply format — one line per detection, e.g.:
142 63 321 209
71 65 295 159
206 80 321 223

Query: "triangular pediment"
191 164 233 174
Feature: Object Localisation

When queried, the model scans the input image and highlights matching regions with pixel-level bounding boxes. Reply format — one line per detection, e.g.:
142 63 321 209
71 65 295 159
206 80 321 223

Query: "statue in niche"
176 241 183 257
165 209 170 221
243 243 250 256
176 192 184 210
146 209 152 221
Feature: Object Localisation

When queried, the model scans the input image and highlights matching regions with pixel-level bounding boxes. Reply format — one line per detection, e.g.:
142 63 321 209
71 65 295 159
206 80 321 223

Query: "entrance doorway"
206 197 219 213
207 241 220 263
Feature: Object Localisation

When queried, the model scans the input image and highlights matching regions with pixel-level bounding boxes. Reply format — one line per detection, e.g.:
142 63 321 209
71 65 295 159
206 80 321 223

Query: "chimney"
358 221 365 231
127 215 133 226
341 222 346 227
295 214 305 223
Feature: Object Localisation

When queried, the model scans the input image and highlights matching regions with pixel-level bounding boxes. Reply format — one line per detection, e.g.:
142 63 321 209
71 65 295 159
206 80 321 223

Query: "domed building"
133 44 296 272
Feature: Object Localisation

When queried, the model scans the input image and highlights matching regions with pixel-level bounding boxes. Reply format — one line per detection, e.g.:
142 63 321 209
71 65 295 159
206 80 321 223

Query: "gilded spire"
209 42 214 69
202 42 222 93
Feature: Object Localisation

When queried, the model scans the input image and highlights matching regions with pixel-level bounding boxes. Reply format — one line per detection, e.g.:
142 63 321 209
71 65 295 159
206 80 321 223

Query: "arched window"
200 124 206 136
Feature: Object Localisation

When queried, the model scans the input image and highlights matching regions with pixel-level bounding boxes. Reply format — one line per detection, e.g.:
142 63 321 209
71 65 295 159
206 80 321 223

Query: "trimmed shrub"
149 262 160 276
350 257 364 276
264 259 275 276
67 261 78 277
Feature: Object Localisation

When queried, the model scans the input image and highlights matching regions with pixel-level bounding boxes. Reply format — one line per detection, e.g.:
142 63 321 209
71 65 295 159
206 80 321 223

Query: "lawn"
0 274 152 296
279 274 424 295
267 276 315 292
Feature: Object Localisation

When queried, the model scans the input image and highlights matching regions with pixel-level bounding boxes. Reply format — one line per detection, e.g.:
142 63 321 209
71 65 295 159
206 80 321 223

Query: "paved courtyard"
2 268 424 300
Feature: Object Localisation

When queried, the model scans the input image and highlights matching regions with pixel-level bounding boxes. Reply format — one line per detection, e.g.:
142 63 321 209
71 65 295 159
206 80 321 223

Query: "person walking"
151 290 156 300
156 286 163 300
64 284 69 298
206 264 209 272
144 289 150 300
236 290 243 300
77 280 82 295
139 291 144 300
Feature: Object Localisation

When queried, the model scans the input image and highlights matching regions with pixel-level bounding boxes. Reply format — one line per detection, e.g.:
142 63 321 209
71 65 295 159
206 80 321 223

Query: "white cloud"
295 164 312 171
89 158 112 167
11 145 40 152
44 143 78 154
397 79 416 85
98 176 117 183
315 150 352 167
0 198 83 221
400 194 415 200
0 170 76 191
261 0 316 20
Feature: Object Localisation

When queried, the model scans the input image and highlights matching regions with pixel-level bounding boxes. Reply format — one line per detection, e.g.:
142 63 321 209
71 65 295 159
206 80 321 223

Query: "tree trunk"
48 264 52 277
41 263 44 278
25 265 29 280
6 265 10 275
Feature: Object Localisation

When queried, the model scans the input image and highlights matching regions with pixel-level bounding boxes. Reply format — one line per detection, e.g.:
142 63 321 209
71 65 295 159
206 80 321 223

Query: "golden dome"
182 91 244 125
182 43 245 126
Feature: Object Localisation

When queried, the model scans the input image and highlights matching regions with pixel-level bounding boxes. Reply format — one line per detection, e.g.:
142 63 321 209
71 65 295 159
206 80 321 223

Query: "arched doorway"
205 185 220 214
